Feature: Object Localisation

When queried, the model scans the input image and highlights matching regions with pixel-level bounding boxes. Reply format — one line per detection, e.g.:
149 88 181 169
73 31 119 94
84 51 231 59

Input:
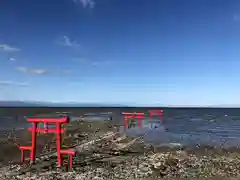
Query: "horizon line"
1 100 240 108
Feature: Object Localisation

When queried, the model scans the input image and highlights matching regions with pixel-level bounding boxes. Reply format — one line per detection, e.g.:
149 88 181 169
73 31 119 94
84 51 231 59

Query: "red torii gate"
122 110 164 129
18 116 76 169
122 112 145 129
148 109 163 120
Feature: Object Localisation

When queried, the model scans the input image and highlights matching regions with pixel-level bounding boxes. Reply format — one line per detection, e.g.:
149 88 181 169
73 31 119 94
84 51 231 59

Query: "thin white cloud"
0 44 20 52
62 69 73 74
73 0 95 8
73 57 89 63
73 57 97 66
59 36 80 49
63 36 73 47
16 82 29 86
9 57 16 61
234 14 240 21
91 62 98 66
90 60 112 67
0 81 29 87
16 66 48 75
0 81 13 86
73 57 112 67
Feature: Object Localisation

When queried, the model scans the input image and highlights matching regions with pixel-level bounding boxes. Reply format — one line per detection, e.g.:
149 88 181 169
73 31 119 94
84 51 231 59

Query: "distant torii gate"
148 109 163 120
18 116 76 169
122 112 145 129
122 110 164 129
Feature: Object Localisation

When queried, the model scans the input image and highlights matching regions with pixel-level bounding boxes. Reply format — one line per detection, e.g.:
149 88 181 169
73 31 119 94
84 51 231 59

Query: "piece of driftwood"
95 156 131 164
7 132 119 176
74 154 113 167
9 148 140 176
8 160 57 176
33 132 118 163
113 136 142 151
7 133 146 177
92 149 141 156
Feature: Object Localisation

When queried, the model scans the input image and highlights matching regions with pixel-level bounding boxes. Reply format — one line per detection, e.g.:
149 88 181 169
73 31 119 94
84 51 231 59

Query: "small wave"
190 118 204 121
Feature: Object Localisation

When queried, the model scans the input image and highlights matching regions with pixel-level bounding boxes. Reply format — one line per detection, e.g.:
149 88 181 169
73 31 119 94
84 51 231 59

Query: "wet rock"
73 133 87 139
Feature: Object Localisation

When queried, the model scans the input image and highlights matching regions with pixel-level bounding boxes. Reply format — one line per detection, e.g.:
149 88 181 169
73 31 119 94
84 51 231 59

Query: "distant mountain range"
0 101 41 107
0 101 128 107
0 101 240 108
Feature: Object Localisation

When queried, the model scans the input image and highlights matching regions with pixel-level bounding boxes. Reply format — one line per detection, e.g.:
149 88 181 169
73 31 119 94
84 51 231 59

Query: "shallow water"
124 115 240 148
2 108 240 148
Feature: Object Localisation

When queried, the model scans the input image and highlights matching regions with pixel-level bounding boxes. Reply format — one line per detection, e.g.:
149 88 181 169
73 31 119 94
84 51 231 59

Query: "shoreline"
1 120 240 179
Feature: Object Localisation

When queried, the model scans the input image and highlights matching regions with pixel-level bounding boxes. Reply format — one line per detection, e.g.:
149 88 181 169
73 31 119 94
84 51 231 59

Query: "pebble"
2 139 240 179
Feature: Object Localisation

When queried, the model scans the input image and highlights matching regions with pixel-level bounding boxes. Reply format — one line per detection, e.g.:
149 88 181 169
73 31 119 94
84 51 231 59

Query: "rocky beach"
0 119 240 180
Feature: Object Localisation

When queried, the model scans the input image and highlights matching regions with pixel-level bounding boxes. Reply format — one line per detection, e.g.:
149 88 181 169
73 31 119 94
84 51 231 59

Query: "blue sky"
0 0 240 106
